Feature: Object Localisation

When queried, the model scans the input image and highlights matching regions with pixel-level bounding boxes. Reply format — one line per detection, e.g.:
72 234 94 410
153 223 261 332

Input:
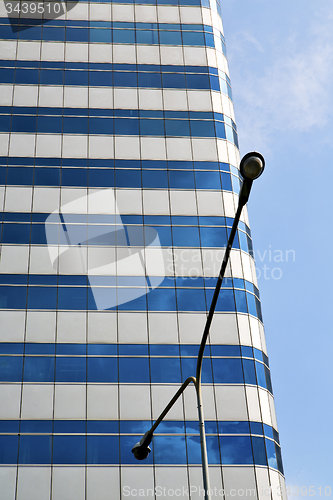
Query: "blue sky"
221 0 333 495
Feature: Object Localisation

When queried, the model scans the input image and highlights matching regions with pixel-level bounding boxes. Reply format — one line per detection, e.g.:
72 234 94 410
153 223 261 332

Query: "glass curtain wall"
0 0 286 499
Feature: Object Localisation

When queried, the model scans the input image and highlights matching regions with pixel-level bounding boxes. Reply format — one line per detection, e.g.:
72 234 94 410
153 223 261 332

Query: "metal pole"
133 177 254 500
196 380 211 500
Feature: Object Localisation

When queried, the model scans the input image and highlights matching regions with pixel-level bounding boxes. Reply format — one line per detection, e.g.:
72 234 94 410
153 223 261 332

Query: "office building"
0 1 286 499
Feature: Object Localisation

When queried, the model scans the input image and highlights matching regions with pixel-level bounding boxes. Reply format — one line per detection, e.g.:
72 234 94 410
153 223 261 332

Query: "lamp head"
132 442 151 460
240 152 265 180
131 431 152 460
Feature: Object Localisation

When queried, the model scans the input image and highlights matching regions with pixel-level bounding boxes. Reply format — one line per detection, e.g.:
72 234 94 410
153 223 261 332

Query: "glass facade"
0 0 286 499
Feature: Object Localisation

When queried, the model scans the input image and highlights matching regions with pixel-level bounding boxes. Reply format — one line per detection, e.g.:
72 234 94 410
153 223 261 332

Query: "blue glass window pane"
172 226 200 247
213 288 235 312
0 421 20 432
165 119 190 136
87 436 119 464
0 436 19 464
53 420 86 433
90 29 112 43
186 73 209 89
150 357 181 383
117 292 147 311
58 287 87 310
41 26 63 41
255 297 263 322
200 227 228 248
218 421 249 434
0 286 27 309
119 357 150 383
2 223 30 244
88 357 118 383
147 288 176 311
275 444 284 474
255 361 267 389
145 226 171 246
252 436 267 466
205 421 218 433
186 435 201 463
263 424 274 439
200 227 227 248
53 436 86 464
113 30 135 43
36 115 60 133
63 116 88 134
27 286 57 309
190 120 215 137
157 420 185 433
114 118 139 135
221 172 232 191
150 344 179 356
0 68 16 84
7 167 34 185
181 357 212 383
115 169 141 188
23 357 54 382
0 26 18 40
142 169 168 188
242 358 257 385
89 169 114 187
250 422 263 435
57 344 86 355
246 292 257 317
39 69 62 85
136 30 159 44
169 170 195 189
0 343 23 355
19 435 52 464
205 32 215 48
211 345 240 356
182 31 205 46
264 366 273 393
34 167 61 186
265 438 278 469
194 171 221 189
55 357 86 382
212 358 243 383
176 288 206 312
159 31 182 45
64 70 88 86
88 344 117 355
206 436 221 464
137 72 162 88
235 290 248 314
220 436 253 464
140 118 164 136
0 356 23 382
273 428 280 444
61 168 88 186
154 436 187 464
120 421 152 434
162 73 186 88
15 69 39 84
87 421 118 433
89 71 112 86
89 117 114 134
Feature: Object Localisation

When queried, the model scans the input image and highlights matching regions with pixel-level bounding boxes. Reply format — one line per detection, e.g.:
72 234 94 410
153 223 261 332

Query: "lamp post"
132 152 265 500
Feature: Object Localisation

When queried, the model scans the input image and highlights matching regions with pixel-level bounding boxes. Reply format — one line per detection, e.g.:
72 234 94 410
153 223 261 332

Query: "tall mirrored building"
0 0 286 499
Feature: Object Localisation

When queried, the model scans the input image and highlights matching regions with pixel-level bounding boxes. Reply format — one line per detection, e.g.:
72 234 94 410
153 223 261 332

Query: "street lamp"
132 152 265 500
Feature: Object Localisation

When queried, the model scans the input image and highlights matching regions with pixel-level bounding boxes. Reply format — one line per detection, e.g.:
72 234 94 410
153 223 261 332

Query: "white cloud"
226 5 333 151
